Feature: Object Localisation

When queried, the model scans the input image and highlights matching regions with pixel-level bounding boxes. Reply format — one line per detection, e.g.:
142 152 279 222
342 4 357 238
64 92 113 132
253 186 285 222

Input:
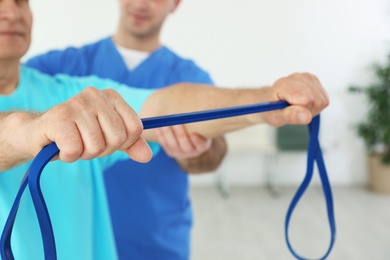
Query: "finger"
156 127 181 157
55 123 84 162
189 133 212 154
101 89 144 156
308 74 329 114
297 73 327 116
125 137 152 163
282 105 313 125
63 88 116 159
90 90 128 157
261 104 312 127
276 79 315 109
273 73 328 119
171 125 197 154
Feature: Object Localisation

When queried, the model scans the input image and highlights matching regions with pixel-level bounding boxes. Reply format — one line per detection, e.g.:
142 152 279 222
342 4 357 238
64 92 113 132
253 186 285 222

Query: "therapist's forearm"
140 71 329 142
141 84 269 141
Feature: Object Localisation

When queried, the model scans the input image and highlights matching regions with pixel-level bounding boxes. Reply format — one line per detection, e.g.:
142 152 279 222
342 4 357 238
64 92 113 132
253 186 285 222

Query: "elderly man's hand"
27 87 152 163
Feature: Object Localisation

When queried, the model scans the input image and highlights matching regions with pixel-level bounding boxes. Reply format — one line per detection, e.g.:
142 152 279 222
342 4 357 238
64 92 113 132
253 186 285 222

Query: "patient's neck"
0 61 20 95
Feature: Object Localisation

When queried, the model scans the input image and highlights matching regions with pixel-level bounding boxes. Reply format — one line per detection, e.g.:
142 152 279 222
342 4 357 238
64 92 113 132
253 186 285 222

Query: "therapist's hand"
24 87 152 163
258 73 329 127
154 125 227 174
155 125 212 159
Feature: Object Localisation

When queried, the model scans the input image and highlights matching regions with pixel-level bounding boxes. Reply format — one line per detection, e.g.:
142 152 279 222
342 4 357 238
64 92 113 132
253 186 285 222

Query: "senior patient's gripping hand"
29 87 152 163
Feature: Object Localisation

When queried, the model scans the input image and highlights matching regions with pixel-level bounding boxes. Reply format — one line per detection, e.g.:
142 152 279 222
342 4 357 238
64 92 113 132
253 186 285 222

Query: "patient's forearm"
0 112 38 171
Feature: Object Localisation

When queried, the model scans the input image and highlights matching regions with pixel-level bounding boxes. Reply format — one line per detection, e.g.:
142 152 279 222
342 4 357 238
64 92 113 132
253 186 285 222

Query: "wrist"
4 112 42 160
245 86 274 125
176 136 227 173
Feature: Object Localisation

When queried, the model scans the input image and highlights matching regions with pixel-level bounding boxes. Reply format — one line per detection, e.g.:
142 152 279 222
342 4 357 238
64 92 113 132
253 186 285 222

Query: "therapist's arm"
140 73 329 141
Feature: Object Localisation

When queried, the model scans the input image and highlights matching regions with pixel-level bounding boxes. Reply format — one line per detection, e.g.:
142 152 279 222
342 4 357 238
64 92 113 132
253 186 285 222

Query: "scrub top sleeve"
175 60 214 85
191 69 214 85
25 48 84 76
25 51 62 75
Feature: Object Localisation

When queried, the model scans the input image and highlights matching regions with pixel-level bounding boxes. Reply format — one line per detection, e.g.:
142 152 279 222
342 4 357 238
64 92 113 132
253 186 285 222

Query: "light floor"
190 186 390 260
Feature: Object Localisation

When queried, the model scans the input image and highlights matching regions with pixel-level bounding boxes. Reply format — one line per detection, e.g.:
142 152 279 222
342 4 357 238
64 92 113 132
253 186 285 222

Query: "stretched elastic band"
0 101 335 260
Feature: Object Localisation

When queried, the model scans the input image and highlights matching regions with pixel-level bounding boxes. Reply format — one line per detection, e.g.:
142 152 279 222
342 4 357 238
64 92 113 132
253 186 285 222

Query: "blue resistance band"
0 101 335 260
285 114 335 260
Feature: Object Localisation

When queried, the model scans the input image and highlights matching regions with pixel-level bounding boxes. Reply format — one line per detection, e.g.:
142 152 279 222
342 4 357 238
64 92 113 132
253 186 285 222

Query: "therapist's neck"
113 27 161 52
0 61 20 95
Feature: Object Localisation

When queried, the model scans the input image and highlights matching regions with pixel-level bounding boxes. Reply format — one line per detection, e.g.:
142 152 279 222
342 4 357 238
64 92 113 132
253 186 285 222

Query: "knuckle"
49 103 73 119
110 132 128 147
322 95 330 107
81 142 106 159
274 76 287 86
303 93 315 103
68 94 92 112
82 86 100 96
127 122 143 138
84 135 107 158
79 87 104 105
311 74 320 82
290 72 304 80
103 88 120 99
88 144 106 157
162 141 177 151
302 72 313 79
176 131 187 140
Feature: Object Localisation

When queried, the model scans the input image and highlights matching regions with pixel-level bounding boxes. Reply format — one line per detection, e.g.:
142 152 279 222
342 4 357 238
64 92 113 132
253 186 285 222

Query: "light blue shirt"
0 66 158 260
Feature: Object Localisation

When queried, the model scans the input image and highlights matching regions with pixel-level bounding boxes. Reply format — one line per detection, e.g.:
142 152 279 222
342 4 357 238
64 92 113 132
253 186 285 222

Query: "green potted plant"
349 53 390 193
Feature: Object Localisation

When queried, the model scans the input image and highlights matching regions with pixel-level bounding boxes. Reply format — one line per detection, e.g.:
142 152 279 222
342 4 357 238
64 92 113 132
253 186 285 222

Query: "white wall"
26 0 390 186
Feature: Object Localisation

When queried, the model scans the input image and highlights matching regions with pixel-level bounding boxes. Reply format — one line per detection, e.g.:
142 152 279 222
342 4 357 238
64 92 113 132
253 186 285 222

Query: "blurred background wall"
26 0 390 187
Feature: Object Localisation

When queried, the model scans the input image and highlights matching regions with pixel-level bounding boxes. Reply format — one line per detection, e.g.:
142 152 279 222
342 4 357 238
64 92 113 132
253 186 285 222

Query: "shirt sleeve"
186 64 214 85
25 50 64 75
172 59 214 85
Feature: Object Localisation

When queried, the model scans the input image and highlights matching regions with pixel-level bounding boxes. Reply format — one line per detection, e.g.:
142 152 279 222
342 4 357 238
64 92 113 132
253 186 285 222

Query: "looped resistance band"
285 115 335 260
0 142 59 260
0 101 335 260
